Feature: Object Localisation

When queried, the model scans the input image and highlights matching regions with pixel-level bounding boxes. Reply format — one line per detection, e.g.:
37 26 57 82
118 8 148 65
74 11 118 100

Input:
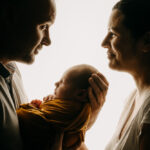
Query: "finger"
49 95 54 100
88 87 100 107
96 72 109 86
91 74 109 91
89 77 107 107
43 97 47 101
43 95 50 102
89 77 102 101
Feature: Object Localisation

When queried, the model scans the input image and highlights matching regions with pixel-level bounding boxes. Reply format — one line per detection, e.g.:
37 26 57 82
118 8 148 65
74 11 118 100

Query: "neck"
131 67 150 94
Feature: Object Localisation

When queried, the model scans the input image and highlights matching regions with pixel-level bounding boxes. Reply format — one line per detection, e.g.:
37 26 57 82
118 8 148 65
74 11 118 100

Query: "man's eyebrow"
46 14 55 23
43 16 52 22
39 16 54 25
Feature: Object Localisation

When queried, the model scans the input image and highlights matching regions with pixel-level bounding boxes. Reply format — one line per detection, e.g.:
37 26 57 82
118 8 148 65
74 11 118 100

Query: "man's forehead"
30 7 55 24
37 13 55 24
23 0 56 21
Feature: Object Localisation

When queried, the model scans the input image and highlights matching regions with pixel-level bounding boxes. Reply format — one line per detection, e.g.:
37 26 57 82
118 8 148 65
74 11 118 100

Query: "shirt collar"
0 62 16 78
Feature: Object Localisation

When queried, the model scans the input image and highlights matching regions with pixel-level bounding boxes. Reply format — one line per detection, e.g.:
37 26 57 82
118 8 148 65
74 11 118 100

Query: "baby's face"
54 68 77 100
53 64 97 100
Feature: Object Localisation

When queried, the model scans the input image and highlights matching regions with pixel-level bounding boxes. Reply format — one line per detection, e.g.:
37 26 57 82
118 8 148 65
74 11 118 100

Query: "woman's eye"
109 31 117 38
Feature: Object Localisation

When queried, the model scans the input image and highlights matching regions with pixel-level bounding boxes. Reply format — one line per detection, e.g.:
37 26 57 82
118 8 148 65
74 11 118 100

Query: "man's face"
5 0 56 64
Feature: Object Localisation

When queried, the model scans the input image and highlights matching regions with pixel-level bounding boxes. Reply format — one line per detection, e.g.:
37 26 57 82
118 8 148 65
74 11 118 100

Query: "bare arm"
87 72 109 129
139 123 150 150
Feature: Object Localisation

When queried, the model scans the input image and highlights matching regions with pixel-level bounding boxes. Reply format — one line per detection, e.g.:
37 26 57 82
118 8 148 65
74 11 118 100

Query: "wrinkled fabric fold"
17 99 91 149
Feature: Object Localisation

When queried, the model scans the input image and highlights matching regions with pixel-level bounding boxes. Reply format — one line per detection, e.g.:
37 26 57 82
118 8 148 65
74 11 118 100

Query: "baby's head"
54 64 98 102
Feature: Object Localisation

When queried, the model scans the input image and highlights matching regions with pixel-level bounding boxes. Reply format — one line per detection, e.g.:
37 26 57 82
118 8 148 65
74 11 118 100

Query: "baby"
17 64 99 150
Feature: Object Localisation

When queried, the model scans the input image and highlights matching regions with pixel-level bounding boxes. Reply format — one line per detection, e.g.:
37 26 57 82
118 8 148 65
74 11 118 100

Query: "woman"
101 0 150 149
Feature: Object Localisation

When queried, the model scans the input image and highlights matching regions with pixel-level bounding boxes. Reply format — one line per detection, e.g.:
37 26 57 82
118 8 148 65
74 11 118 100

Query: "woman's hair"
113 0 150 39
17 99 91 150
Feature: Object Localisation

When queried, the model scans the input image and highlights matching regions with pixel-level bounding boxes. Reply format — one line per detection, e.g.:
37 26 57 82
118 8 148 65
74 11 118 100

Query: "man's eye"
40 25 47 30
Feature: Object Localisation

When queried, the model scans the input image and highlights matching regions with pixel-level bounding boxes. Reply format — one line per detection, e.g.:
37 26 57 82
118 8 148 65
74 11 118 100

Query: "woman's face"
101 9 140 72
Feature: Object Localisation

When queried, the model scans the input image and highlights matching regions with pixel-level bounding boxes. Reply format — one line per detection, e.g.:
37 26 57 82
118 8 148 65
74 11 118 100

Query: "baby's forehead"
62 69 78 81
61 65 98 82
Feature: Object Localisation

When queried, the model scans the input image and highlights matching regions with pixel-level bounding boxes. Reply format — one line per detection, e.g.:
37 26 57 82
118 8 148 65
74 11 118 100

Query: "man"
0 0 55 149
0 0 108 149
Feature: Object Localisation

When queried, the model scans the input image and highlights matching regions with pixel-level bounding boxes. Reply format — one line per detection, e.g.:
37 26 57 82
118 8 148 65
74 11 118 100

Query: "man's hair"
113 0 150 39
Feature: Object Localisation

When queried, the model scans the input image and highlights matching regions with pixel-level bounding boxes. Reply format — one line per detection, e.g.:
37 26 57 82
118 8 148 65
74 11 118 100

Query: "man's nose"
42 30 51 46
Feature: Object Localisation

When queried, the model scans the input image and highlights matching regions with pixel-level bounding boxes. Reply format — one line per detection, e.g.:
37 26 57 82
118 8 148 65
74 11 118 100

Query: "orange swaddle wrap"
17 99 91 150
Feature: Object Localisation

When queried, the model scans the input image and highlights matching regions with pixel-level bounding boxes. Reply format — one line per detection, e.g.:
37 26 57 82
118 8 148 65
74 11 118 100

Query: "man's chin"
18 55 35 65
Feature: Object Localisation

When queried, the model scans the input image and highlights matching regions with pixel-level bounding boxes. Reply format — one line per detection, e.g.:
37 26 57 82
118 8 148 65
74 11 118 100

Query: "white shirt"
105 88 150 150
0 62 28 150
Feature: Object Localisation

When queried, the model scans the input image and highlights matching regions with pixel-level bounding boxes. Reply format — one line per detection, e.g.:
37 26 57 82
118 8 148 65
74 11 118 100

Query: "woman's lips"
107 51 116 59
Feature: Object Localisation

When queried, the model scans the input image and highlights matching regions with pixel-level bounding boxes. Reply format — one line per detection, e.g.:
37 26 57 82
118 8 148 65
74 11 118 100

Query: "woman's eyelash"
110 32 116 37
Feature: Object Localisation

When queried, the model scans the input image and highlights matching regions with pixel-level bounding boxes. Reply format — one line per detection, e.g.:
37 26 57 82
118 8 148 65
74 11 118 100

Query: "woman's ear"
75 89 88 102
141 32 150 53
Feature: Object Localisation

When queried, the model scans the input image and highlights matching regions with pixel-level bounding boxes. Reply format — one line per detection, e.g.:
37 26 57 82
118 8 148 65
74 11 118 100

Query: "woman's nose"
101 34 110 48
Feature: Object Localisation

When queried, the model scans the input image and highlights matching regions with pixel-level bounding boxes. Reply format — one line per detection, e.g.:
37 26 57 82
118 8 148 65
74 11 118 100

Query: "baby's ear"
75 89 88 102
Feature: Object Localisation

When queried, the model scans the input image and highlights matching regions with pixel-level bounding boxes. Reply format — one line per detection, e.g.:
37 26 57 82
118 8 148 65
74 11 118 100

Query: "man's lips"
37 45 42 50
34 45 43 54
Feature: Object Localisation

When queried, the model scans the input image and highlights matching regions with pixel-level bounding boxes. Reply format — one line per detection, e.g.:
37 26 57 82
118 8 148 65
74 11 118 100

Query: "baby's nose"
55 81 59 87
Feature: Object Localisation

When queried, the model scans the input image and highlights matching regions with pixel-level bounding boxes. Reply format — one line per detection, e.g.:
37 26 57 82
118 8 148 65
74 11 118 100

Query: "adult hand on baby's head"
30 99 42 108
88 72 109 129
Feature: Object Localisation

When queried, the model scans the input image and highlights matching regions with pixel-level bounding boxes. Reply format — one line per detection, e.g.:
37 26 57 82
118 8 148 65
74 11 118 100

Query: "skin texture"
102 9 150 150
